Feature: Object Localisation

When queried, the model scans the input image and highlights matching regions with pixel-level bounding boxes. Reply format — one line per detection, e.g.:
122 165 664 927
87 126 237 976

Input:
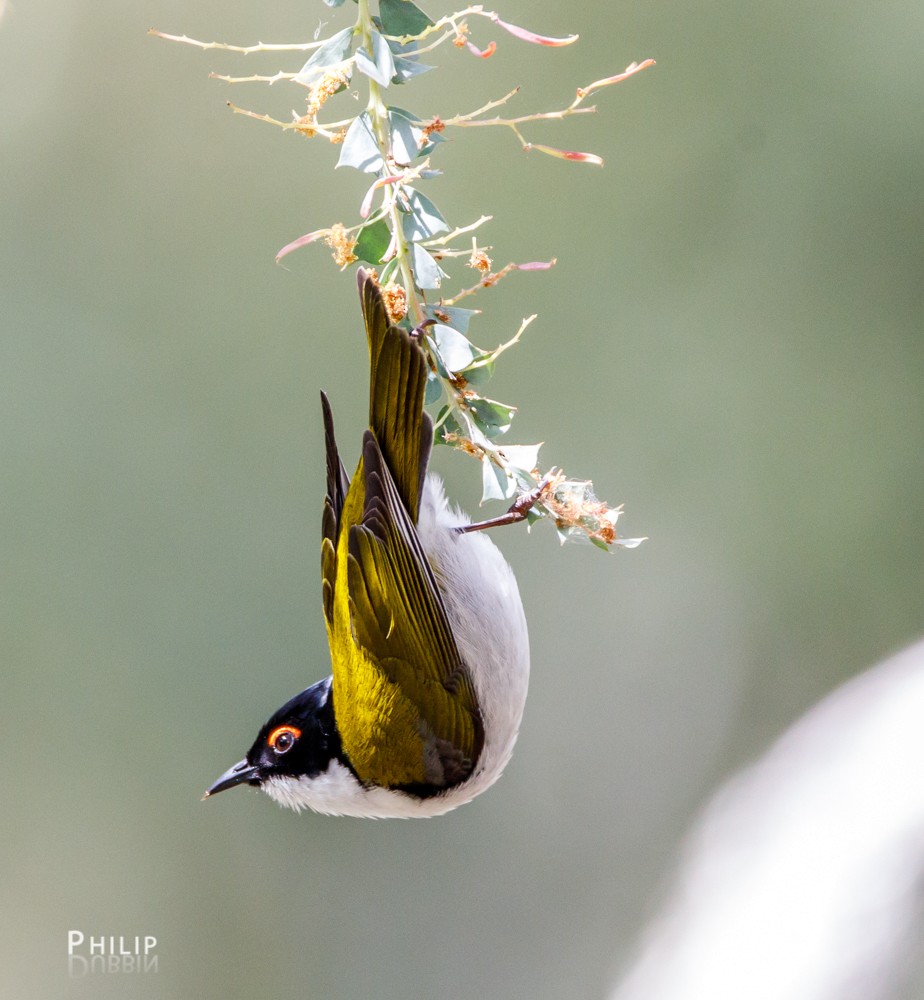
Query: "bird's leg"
410 318 436 341
456 474 553 534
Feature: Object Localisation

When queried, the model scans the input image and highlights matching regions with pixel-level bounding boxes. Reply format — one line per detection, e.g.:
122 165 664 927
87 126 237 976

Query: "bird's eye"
268 725 301 755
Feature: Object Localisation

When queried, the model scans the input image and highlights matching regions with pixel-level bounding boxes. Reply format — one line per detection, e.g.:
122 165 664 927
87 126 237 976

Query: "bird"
203 269 530 818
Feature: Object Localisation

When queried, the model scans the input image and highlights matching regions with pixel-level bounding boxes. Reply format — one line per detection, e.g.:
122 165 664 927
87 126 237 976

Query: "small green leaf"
468 397 516 438
388 108 426 163
614 536 647 549
423 305 479 334
402 188 448 239
401 214 427 245
460 356 494 387
387 39 435 82
482 459 511 502
411 243 443 289
425 336 449 379
417 133 444 158
337 113 383 173
353 219 391 264
296 26 353 82
337 109 430 172
379 0 434 37
392 54 435 83
434 407 464 444
425 370 442 404
355 30 396 87
500 443 542 476
432 324 475 372
378 257 400 285
388 105 422 121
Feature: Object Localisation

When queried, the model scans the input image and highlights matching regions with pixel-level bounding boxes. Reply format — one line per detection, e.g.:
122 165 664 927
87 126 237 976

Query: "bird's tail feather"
358 268 432 524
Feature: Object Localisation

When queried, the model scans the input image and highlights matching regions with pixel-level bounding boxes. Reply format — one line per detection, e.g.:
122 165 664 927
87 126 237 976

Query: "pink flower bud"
359 185 376 220
466 39 496 59
276 229 328 263
579 59 656 97
490 15 578 47
527 143 604 167
359 174 402 219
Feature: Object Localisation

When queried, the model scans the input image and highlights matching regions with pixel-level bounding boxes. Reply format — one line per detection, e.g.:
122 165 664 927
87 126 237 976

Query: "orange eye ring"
268 725 301 754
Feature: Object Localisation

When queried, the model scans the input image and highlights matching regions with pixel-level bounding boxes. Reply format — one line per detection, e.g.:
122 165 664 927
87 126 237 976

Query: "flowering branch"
151 2 651 549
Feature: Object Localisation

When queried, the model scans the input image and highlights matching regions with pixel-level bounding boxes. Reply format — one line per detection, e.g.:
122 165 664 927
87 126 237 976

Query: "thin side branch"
148 29 328 54
210 71 302 86
446 259 555 304
424 215 494 248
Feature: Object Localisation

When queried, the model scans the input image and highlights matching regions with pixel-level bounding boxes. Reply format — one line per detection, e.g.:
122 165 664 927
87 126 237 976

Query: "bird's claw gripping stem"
456 473 554 534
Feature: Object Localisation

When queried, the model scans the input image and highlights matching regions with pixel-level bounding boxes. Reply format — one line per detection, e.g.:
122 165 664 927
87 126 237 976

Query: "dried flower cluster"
324 223 358 269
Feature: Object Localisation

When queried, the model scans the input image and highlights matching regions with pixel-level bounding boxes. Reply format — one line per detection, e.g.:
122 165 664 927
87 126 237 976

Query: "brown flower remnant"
296 67 351 136
329 128 348 145
441 431 486 459
468 245 492 273
421 116 446 140
541 473 622 545
380 282 408 323
452 22 469 47
324 223 357 268
308 67 350 118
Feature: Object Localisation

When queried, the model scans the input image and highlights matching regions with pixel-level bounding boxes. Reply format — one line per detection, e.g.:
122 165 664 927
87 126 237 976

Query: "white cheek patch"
262 764 364 815
261 762 470 819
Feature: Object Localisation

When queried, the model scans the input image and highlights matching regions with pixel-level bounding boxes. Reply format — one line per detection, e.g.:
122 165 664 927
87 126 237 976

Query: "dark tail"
357 269 432 523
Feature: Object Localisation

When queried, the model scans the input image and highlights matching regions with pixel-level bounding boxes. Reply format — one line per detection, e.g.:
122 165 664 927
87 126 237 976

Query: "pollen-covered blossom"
307 67 350 119
324 223 357 268
421 117 446 141
380 282 408 323
296 66 351 136
468 245 492 273
541 473 625 546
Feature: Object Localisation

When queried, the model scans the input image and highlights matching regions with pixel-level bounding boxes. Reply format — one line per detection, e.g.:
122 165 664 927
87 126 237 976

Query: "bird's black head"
203 677 344 798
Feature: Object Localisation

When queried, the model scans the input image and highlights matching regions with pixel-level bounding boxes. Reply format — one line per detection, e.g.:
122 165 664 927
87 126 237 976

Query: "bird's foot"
410 318 436 341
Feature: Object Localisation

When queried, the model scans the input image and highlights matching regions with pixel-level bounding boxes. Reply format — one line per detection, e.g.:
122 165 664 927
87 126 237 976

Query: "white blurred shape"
611 638 924 1000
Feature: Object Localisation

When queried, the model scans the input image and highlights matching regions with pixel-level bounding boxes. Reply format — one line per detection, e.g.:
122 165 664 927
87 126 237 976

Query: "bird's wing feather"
360 270 430 523
346 430 484 784
321 390 349 626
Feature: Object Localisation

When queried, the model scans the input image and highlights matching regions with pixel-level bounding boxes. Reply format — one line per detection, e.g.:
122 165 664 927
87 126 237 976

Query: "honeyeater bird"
203 269 530 817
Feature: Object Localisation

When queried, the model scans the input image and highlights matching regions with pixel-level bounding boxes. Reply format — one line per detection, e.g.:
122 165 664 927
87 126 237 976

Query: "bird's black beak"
202 759 259 800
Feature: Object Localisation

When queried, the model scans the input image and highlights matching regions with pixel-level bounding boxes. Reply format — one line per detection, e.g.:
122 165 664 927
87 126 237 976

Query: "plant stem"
356 0 423 324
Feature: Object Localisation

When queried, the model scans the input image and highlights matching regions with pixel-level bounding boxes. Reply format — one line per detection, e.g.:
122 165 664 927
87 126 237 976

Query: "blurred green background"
2 0 922 997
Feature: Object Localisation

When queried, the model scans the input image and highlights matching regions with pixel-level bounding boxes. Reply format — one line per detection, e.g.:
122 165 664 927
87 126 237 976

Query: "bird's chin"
259 766 375 815
260 764 475 819
261 775 318 814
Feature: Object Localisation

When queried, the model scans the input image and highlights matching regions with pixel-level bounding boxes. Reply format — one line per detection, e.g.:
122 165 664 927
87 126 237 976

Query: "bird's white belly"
416 474 531 805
